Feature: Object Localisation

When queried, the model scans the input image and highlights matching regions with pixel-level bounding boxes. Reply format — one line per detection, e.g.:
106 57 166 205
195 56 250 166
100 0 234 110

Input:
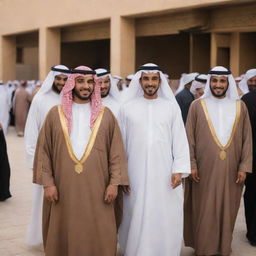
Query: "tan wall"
61 21 110 42
15 32 39 79
0 1 249 36
1 0 256 80
0 36 16 80
16 47 39 80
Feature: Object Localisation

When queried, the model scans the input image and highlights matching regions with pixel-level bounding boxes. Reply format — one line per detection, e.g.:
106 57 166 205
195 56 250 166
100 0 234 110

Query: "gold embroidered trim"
200 99 241 158
58 105 105 174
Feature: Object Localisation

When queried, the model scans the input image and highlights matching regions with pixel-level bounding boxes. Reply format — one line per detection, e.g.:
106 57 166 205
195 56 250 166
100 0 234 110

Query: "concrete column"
210 33 218 68
0 35 16 81
189 33 194 73
110 16 135 78
39 27 60 80
230 32 240 77
211 32 231 69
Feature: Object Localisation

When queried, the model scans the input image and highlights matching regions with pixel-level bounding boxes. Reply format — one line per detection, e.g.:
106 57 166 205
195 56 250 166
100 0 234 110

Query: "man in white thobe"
118 63 191 256
95 68 121 116
239 68 256 95
190 74 207 99
24 65 70 245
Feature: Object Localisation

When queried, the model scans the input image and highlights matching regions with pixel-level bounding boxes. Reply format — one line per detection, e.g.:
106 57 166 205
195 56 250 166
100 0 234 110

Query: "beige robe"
33 105 129 256
14 87 30 133
184 99 252 256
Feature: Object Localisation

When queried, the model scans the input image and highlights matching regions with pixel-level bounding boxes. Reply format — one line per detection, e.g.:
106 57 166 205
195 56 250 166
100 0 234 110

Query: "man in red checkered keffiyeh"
61 65 102 133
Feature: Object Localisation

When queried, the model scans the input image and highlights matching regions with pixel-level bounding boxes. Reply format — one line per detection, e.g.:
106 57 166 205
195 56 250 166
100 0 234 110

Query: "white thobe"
102 96 120 117
70 102 91 159
0 85 10 135
118 97 191 256
25 90 61 168
24 90 60 245
204 95 236 146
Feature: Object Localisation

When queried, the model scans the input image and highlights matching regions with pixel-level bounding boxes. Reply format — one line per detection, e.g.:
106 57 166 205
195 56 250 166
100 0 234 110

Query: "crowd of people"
0 63 255 256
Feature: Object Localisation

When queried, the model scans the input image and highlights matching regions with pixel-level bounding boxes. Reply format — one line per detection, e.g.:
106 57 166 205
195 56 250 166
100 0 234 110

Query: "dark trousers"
0 130 11 201
244 173 256 242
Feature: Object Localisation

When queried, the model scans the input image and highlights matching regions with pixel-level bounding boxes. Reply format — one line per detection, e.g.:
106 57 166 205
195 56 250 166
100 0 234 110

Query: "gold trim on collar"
58 105 105 174
200 99 241 160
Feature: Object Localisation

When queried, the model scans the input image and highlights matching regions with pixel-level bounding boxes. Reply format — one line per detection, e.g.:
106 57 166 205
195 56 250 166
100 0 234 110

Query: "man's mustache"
213 87 224 89
79 88 91 92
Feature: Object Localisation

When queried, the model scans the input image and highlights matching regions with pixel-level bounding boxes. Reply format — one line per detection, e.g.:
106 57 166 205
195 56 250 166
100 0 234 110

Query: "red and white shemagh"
61 66 102 134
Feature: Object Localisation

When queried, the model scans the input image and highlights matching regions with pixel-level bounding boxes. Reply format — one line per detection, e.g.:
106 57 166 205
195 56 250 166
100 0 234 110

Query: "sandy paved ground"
0 127 256 256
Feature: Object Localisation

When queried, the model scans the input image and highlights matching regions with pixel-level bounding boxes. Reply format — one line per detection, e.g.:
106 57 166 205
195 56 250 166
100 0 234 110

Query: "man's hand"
236 171 246 184
190 168 200 183
44 186 58 202
104 184 118 204
122 185 131 195
171 173 182 189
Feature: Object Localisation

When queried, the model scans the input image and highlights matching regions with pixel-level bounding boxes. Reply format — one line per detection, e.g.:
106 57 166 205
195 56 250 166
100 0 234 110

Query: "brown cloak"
184 99 252 256
33 105 129 256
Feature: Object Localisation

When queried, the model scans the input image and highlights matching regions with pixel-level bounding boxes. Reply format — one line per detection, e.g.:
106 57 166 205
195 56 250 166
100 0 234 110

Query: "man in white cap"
118 63 191 256
125 74 134 88
175 72 198 123
241 68 256 246
112 75 123 91
190 74 207 99
239 68 256 95
184 66 252 256
95 68 120 116
24 65 71 245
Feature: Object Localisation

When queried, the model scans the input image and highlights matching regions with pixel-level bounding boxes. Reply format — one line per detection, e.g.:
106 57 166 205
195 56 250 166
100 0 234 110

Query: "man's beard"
101 87 110 98
248 84 256 92
210 86 228 98
73 87 94 101
142 85 159 97
52 82 63 94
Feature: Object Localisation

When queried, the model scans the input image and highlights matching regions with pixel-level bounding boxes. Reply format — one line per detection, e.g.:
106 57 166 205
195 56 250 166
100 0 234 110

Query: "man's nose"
216 81 222 87
58 80 65 85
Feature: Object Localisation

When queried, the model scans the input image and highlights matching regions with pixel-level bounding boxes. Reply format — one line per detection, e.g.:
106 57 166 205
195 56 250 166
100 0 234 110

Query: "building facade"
0 0 255 81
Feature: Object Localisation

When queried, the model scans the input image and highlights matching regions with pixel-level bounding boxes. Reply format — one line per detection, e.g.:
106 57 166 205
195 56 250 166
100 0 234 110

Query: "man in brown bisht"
33 66 129 256
184 66 252 256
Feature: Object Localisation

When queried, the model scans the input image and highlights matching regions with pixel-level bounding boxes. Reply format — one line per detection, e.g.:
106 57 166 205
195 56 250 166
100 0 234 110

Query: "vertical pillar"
210 32 218 68
39 27 60 80
0 35 16 81
110 16 135 78
230 32 240 77
189 33 194 73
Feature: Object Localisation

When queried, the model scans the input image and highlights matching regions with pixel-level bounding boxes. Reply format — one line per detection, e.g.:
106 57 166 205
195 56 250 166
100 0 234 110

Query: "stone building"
0 0 255 80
